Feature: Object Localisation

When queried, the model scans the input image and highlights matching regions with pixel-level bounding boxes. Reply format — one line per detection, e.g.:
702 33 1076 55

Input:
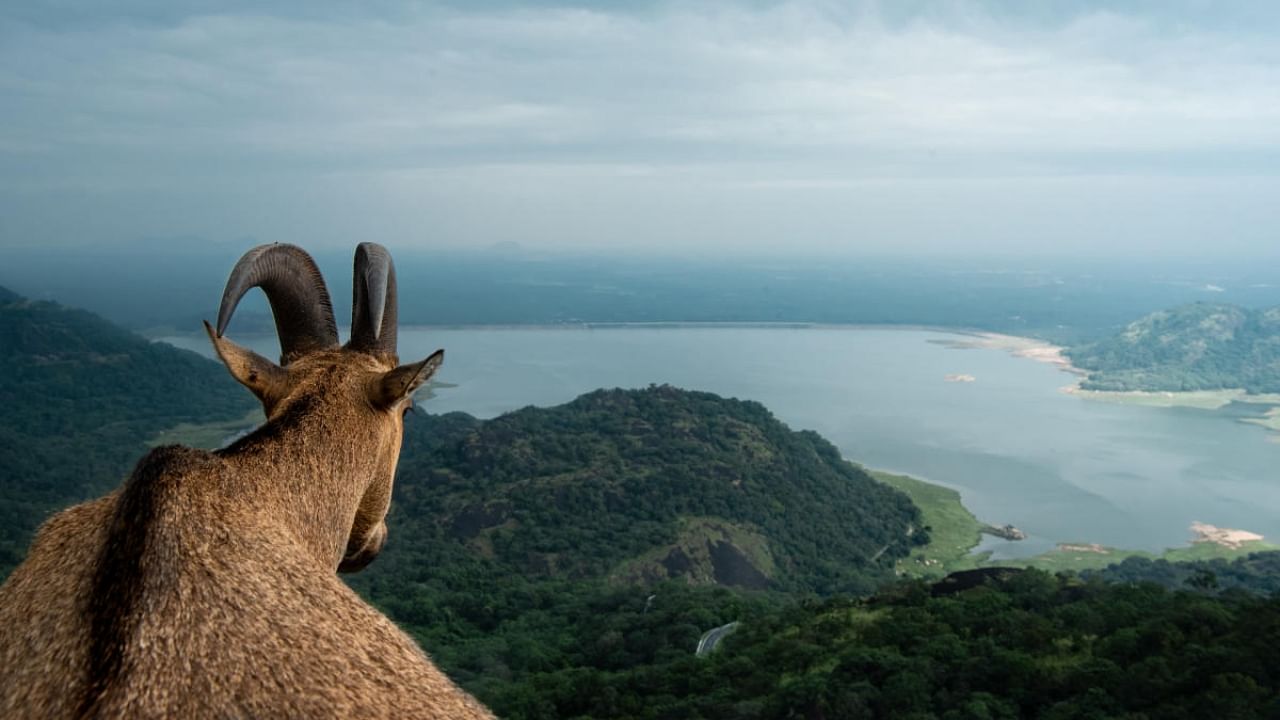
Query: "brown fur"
0 346 494 718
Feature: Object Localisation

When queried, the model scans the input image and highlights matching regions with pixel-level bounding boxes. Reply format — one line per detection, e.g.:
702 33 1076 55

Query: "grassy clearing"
147 409 263 450
1067 388 1244 410
871 470 987 578
608 516 775 586
1005 547 1145 573
1067 387 1280 411
1162 539 1280 562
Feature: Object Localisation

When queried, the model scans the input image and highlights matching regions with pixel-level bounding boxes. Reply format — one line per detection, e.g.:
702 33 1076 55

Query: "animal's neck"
224 412 382 571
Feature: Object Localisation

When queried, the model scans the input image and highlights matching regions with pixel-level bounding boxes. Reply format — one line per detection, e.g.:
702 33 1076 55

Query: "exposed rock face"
661 547 695 576
608 518 775 589
708 540 770 590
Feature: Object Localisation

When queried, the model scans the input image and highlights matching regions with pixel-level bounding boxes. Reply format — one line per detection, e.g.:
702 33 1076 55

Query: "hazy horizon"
3 1 1280 261
6 243 1280 347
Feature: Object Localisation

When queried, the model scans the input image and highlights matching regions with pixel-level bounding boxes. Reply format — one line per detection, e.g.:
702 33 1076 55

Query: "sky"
2 1 1279 259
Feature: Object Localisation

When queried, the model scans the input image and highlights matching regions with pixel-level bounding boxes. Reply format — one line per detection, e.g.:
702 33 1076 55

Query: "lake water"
162 326 1280 559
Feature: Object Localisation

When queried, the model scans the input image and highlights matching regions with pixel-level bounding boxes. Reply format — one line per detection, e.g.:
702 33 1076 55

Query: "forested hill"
0 287 254 574
365 386 926 598
345 385 928 709
1066 302 1280 392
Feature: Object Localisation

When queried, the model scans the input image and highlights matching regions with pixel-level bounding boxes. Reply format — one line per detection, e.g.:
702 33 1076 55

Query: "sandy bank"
931 333 1083 374
1191 522 1264 549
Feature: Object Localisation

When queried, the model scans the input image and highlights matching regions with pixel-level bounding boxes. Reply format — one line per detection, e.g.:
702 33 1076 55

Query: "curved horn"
215 243 339 364
348 242 398 356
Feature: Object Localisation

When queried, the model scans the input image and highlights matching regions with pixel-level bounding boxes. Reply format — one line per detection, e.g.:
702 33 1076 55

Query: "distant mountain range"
1067 302 1280 393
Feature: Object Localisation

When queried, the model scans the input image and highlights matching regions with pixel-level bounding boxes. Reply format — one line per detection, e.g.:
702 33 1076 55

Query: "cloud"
1 1 1279 255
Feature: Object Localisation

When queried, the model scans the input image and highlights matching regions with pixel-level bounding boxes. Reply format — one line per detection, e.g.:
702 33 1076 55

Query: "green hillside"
345 387 930 699
0 287 255 574
1067 302 1280 392
374 387 924 595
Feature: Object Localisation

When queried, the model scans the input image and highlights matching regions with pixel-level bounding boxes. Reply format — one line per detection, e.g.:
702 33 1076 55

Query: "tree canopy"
1068 302 1280 393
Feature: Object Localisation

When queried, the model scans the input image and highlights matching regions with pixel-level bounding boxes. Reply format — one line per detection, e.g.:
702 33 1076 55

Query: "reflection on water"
162 326 1280 556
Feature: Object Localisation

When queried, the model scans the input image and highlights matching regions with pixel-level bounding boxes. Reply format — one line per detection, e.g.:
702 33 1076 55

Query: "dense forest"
0 287 255 574
1089 551 1280 596
1067 302 1280 392
495 570 1280 719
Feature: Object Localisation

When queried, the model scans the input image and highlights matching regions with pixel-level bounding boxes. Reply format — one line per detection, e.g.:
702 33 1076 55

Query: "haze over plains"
1 1 1279 259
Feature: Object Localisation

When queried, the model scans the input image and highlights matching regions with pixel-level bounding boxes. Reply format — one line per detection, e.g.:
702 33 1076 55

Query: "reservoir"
163 326 1280 558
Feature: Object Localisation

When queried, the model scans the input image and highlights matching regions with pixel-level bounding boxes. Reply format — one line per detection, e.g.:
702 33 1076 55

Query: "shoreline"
1062 385 1280 410
855 331 1280 573
870 465 1276 577
947 331 1280 416
938 331 1084 375
156 316 1278 575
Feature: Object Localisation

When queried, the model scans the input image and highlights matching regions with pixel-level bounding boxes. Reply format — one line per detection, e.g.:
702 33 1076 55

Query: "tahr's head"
204 243 442 573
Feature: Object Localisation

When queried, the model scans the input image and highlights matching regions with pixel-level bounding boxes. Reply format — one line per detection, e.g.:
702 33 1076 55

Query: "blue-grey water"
162 326 1280 559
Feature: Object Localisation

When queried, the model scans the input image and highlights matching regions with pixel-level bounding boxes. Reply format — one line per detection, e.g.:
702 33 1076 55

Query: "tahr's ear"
204 321 289 409
371 349 443 410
